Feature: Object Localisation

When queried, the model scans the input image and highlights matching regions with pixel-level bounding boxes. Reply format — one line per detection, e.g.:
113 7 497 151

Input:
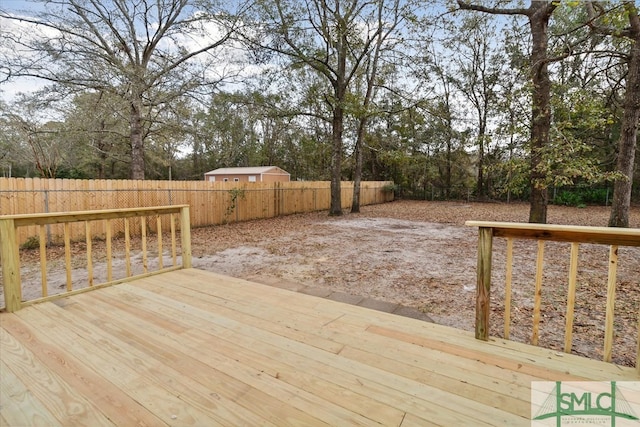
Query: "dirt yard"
9 200 640 366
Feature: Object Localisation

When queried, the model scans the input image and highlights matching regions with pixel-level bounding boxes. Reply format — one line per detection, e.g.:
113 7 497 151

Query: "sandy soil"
8 200 640 366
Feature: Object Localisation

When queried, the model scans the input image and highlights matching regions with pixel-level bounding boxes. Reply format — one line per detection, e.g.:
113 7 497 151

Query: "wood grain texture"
156 216 163 270
0 218 22 312
0 360 62 427
564 242 579 353
2 269 638 427
38 225 47 297
0 328 115 427
603 245 619 362
180 206 192 268
532 240 545 346
63 223 72 292
124 217 131 277
85 221 93 286
170 214 177 266
465 221 640 246
475 227 492 340
105 219 112 282
141 217 148 273
504 238 513 340
9 205 185 227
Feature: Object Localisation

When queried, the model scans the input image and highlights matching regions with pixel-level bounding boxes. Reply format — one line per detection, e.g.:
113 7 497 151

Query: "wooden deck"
1 269 637 426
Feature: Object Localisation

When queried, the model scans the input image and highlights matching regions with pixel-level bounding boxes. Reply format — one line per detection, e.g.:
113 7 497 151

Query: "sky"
0 0 253 103
0 3 49 102
0 0 521 107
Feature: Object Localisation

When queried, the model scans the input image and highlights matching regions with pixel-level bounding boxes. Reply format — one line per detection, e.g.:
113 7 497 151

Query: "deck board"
1 268 638 426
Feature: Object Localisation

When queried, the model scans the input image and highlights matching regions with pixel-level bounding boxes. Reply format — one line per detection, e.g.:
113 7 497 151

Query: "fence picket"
0 178 393 245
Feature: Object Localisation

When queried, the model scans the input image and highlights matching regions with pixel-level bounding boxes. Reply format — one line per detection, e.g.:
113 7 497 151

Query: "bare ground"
8 200 640 366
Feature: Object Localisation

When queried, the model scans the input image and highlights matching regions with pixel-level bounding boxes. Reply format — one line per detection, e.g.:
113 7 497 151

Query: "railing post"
476 227 493 340
180 206 192 268
0 218 22 312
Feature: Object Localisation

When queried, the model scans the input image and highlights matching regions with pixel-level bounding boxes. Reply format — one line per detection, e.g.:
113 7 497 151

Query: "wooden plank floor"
1 268 638 426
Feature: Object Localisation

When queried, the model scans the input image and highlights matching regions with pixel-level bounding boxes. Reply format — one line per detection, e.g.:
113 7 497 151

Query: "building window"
248 176 256 182
234 178 240 182
208 176 215 182
223 178 229 182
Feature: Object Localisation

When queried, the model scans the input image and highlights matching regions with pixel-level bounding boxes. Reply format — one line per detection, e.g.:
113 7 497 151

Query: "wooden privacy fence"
0 206 192 312
0 178 394 245
466 221 640 372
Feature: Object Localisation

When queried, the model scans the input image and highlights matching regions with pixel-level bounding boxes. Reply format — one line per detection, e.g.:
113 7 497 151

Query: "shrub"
553 188 609 207
20 235 40 250
554 191 583 207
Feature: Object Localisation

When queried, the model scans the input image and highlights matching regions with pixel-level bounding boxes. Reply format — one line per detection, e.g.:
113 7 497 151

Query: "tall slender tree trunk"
477 119 487 200
446 137 452 199
527 4 553 223
609 5 640 227
351 118 366 213
350 0 388 213
130 97 145 180
329 18 348 217
330 102 344 216
96 119 108 179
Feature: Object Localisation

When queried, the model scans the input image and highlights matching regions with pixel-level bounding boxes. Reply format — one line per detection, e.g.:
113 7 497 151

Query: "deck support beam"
180 206 192 268
0 218 22 312
476 227 493 340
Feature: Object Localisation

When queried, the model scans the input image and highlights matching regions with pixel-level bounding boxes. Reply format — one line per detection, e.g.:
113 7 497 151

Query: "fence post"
44 189 52 245
180 206 192 268
0 218 22 312
475 226 493 340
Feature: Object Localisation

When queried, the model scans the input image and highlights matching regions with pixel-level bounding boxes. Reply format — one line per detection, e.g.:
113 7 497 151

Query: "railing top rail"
465 221 640 247
1 205 189 227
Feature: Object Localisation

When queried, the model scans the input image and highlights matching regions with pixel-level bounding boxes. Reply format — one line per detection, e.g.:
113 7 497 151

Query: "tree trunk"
609 16 640 227
329 18 348 217
96 119 107 179
477 120 486 200
446 137 452 199
527 4 553 223
329 103 344 216
129 97 145 180
351 118 366 213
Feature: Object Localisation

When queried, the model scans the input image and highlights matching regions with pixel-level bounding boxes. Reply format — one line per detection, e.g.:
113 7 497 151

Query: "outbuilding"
204 166 290 183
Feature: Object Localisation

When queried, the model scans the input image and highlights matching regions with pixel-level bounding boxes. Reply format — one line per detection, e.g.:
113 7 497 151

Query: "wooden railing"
466 221 640 370
0 205 192 312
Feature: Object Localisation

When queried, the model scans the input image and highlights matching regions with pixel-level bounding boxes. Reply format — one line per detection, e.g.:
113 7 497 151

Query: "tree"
446 15 503 200
491 19 531 202
0 0 244 179
0 100 29 177
245 0 410 215
2 96 73 178
458 1 558 223
62 91 131 178
350 0 406 213
586 2 640 227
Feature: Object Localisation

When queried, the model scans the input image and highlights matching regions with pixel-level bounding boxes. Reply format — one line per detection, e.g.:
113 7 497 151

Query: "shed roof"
204 166 288 175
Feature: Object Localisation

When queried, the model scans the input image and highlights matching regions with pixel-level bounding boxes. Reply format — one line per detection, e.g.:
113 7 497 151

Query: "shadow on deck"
1 268 637 426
